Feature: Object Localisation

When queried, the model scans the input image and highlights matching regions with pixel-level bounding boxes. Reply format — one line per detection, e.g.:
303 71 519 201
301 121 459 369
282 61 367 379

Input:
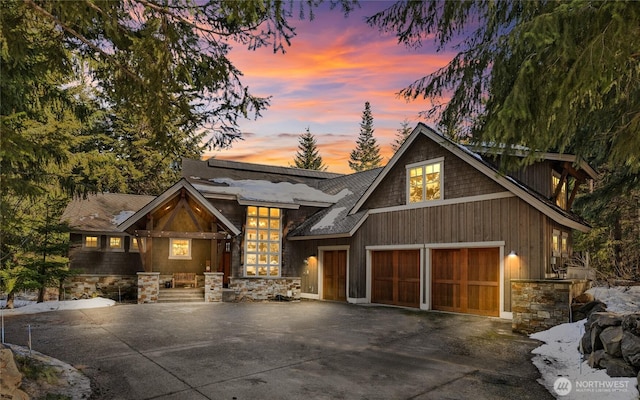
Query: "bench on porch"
172 273 197 288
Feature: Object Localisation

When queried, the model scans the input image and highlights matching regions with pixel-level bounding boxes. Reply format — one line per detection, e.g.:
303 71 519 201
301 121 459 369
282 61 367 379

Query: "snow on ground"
530 286 640 399
0 298 115 316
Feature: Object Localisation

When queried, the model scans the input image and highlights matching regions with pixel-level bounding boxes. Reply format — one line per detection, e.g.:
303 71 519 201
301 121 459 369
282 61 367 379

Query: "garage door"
372 250 420 308
323 250 347 301
432 248 499 317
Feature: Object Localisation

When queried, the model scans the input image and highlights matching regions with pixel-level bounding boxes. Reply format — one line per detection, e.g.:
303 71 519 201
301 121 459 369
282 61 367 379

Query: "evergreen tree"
292 128 327 171
349 102 382 172
391 118 413 153
367 1 640 173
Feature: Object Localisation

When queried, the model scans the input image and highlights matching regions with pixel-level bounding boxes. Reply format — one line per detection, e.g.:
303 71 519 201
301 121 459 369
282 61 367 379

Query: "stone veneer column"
204 272 224 302
137 272 160 304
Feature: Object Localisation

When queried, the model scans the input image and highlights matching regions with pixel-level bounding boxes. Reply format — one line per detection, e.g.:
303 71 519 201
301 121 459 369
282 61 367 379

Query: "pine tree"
391 118 413 153
292 128 327 171
349 102 383 172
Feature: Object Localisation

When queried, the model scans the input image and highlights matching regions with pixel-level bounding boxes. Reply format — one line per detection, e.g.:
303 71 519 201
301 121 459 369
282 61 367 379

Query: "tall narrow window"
552 172 567 209
407 160 442 203
169 238 191 259
244 206 281 277
552 229 561 256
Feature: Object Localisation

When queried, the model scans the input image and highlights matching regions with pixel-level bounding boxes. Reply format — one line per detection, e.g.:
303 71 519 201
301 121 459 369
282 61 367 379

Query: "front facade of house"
63 124 595 318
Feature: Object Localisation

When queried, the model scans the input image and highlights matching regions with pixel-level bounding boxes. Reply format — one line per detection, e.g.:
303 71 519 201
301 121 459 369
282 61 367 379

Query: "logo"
553 377 572 396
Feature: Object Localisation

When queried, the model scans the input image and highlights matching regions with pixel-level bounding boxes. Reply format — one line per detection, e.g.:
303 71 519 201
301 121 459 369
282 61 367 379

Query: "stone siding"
137 272 160 303
63 274 137 301
229 278 301 302
511 279 591 334
204 272 223 302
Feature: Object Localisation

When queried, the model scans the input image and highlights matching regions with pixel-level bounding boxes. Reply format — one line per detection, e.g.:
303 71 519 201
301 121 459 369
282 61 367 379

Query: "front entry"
431 248 500 317
323 250 347 301
371 250 420 308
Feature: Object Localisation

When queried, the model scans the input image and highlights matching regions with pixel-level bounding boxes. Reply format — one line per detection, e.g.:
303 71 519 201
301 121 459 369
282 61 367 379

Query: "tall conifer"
349 102 382 172
292 128 327 171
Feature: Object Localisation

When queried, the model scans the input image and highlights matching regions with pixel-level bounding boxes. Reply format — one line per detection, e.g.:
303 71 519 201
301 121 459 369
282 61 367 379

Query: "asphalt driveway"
3 301 553 400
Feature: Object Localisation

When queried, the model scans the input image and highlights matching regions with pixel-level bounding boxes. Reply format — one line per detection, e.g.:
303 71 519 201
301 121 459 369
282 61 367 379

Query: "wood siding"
362 135 505 210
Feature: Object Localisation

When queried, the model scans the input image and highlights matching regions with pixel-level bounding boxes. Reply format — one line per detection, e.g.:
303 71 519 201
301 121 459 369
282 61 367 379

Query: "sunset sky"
205 1 455 174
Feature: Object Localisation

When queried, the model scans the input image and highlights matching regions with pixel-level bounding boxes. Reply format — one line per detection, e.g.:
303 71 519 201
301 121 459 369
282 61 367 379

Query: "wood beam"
134 230 227 239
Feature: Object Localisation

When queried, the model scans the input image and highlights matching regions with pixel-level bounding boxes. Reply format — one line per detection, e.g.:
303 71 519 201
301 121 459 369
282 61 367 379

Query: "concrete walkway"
3 301 553 400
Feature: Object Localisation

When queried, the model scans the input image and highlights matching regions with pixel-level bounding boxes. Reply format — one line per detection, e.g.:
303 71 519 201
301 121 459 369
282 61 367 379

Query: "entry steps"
158 287 204 303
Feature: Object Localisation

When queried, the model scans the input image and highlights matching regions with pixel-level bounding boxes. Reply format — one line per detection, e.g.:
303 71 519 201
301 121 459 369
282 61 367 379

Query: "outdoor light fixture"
509 250 517 257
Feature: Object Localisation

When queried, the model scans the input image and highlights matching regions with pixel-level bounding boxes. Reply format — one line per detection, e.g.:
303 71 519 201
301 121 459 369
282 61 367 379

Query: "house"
62 123 596 319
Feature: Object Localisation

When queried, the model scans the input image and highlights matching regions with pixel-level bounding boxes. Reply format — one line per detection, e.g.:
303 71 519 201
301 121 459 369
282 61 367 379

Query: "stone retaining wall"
204 272 223 302
63 274 137 301
229 277 301 302
137 272 160 303
511 279 591 334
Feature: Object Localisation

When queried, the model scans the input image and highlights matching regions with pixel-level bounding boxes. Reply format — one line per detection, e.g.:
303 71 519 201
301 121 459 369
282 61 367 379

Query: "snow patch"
111 210 136 225
530 286 640 399
0 298 116 316
194 179 351 204
311 207 346 231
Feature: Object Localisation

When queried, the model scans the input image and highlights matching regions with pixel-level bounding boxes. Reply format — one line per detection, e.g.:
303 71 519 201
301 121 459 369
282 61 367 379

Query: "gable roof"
351 123 592 233
117 179 241 236
62 193 155 233
288 168 382 239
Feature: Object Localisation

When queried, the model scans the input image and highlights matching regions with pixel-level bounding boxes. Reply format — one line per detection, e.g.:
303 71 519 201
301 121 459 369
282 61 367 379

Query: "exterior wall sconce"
508 250 518 257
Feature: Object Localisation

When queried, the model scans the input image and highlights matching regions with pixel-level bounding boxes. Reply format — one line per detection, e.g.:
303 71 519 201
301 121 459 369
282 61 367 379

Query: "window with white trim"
552 229 561 256
108 236 124 251
244 206 281 277
83 235 100 250
561 232 569 256
169 238 191 259
407 160 442 203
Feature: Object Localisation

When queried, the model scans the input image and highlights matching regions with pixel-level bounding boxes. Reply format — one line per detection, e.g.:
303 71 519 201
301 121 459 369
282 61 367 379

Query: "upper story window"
108 236 124 251
169 238 191 260
244 206 281 277
83 235 100 250
552 172 567 210
407 159 443 203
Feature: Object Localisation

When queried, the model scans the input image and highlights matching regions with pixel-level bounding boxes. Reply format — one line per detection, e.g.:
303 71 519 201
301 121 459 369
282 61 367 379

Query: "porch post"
204 272 223 302
137 272 160 303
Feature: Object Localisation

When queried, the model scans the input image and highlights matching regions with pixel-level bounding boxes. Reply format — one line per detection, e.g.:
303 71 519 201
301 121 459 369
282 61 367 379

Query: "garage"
431 248 500 317
323 250 347 301
371 250 420 308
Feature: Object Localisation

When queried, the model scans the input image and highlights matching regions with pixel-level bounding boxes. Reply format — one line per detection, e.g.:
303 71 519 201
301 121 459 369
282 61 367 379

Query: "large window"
244 206 281 277
169 238 191 259
407 160 442 203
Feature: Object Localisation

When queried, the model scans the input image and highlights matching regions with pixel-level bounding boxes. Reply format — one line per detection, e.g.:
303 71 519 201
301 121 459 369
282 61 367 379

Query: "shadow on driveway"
3 301 553 400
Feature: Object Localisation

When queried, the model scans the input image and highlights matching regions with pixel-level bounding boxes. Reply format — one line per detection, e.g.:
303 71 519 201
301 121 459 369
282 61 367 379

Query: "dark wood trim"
134 230 227 239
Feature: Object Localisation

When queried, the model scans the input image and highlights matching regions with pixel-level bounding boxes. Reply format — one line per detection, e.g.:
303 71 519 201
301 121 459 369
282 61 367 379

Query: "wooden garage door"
432 248 499 317
323 250 347 301
372 250 420 308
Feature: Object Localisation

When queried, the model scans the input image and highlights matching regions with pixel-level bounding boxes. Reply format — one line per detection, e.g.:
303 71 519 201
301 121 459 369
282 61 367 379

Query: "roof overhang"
351 124 591 233
117 179 241 236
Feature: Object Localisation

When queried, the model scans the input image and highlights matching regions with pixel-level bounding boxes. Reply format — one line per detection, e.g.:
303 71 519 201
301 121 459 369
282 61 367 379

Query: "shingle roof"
288 168 382 239
61 193 155 232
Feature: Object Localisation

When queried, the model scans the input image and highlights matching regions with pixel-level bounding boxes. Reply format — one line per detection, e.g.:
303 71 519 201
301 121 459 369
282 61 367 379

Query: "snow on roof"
310 207 346 231
193 178 352 205
111 210 136 225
